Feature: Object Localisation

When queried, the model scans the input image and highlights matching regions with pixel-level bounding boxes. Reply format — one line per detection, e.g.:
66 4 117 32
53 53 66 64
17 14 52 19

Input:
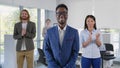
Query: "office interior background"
0 0 120 68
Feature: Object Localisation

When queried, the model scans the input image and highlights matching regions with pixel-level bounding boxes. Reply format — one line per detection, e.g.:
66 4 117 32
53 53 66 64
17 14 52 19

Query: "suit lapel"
54 26 61 48
62 26 70 46
26 21 29 31
19 22 22 32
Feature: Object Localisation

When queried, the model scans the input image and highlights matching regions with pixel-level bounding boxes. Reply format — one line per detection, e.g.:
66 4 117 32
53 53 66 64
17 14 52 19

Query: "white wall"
0 0 56 10
58 0 120 29
4 35 17 68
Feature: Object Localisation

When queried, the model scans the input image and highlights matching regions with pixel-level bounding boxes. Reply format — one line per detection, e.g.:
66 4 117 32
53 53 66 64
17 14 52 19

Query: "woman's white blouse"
80 29 102 58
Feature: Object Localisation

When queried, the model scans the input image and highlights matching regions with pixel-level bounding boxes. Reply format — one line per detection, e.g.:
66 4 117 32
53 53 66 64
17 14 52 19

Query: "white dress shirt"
58 25 67 46
21 22 27 50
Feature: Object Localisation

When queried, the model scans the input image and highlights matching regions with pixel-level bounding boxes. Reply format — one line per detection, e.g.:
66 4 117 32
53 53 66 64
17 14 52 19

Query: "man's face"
56 7 68 26
20 11 29 20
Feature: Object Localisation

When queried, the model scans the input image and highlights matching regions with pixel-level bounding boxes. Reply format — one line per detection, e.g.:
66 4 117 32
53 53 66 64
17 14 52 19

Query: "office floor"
35 62 120 68
1 60 119 68
34 55 120 68
111 63 120 68
35 62 47 68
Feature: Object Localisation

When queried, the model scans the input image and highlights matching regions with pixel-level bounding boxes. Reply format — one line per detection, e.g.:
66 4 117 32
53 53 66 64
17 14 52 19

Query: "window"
0 4 19 66
40 9 45 48
100 28 120 57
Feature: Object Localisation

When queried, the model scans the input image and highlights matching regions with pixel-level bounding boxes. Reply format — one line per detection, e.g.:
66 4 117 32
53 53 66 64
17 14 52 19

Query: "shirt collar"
58 24 67 31
85 28 95 34
22 22 28 24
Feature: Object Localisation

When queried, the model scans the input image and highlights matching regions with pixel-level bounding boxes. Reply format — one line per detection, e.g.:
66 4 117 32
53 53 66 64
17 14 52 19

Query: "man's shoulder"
67 25 78 32
48 26 56 30
29 21 35 24
47 26 57 33
15 22 21 25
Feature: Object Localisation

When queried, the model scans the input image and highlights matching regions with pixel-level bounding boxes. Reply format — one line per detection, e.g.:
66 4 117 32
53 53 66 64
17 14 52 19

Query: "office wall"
0 0 56 10
58 0 120 29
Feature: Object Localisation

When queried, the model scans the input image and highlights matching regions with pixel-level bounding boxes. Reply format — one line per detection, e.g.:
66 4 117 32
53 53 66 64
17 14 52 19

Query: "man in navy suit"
43 4 79 68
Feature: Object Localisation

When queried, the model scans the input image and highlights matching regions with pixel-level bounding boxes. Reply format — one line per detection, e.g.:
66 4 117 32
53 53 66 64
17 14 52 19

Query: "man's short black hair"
56 4 68 11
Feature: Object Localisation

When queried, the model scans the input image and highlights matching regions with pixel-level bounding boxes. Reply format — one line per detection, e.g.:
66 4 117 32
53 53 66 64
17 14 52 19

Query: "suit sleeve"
25 23 36 39
64 30 79 68
13 24 22 40
43 31 61 68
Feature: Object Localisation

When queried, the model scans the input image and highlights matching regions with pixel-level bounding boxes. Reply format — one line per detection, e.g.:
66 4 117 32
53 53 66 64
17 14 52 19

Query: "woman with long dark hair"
80 15 102 68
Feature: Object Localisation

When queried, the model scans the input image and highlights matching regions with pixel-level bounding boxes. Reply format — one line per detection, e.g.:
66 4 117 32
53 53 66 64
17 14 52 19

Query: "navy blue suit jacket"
43 25 79 68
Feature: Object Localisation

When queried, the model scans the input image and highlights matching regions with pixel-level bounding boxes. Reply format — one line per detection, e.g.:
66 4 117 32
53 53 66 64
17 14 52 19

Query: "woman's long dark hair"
84 15 97 30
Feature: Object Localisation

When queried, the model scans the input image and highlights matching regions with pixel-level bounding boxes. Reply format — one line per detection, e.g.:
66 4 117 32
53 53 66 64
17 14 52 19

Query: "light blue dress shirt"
80 29 102 58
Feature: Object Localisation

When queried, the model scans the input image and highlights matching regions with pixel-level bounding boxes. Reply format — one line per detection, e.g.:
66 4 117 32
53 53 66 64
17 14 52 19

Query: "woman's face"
86 17 95 30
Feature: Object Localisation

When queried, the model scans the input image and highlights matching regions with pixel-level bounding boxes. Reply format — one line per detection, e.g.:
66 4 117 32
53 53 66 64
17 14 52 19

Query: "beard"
59 20 65 25
58 18 66 25
21 16 29 20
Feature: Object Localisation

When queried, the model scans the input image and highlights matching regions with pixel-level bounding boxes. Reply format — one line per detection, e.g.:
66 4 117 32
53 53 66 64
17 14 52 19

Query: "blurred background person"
13 9 36 68
42 19 51 38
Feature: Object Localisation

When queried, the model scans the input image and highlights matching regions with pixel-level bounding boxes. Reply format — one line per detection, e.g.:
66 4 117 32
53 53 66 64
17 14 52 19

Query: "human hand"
96 33 100 40
22 29 26 36
88 33 92 42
